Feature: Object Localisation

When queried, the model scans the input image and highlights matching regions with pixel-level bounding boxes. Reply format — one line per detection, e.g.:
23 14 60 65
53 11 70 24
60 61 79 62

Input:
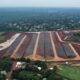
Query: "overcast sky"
0 0 80 7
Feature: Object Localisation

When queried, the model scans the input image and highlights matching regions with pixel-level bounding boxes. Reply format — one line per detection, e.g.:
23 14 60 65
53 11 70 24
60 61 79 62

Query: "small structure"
49 67 53 70
65 62 69 65
16 62 26 69
1 71 6 75
43 78 47 80
38 67 42 70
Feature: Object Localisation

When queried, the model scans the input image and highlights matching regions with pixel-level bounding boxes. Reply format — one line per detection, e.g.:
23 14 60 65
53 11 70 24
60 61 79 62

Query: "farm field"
0 30 80 62
58 65 80 80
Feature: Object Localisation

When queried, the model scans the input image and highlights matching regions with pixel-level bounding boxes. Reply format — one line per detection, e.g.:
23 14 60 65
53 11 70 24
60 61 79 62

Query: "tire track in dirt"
11 35 26 58
56 31 79 59
50 32 59 60
69 43 80 58
32 32 40 60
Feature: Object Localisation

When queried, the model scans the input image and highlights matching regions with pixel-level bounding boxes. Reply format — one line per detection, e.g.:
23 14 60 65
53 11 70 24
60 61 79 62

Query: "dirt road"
32 32 40 60
11 35 26 58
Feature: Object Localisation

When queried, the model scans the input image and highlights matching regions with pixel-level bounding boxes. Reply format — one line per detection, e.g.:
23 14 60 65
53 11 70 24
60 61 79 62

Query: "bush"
34 60 47 69
12 70 41 80
0 56 13 72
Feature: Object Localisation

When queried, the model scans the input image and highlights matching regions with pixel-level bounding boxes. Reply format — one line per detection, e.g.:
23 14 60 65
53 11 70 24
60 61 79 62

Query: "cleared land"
0 31 80 62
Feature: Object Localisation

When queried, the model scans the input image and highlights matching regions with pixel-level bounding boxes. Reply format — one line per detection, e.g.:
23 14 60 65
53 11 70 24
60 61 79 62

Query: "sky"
0 0 80 8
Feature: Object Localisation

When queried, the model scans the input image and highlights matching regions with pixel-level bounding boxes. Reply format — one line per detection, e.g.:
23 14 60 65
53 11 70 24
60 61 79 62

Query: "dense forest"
0 8 80 31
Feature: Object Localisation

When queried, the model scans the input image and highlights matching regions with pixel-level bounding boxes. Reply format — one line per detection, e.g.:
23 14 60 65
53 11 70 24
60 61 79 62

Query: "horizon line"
0 6 80 8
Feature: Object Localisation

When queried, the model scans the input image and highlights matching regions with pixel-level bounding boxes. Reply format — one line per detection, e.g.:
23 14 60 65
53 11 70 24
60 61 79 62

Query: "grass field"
58 65 80 80
0 32 5 43
68 33 80 42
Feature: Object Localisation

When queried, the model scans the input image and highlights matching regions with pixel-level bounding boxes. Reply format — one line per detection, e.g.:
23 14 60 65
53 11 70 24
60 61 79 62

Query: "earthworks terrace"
0 31 80 62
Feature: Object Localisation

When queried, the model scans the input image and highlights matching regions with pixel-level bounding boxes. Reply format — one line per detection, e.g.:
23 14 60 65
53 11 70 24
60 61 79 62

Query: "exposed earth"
0 30 80 62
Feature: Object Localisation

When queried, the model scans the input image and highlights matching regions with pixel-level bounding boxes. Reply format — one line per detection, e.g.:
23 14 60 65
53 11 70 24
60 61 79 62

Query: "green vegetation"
0 8 80 31
0 73 5 80
34 60 47 69
12 59 70 80
0 56 13 72
68 33 80 42
58 65 80 80
13 70 41 80
0 56 13 80
0 32 5 43
0 57 80 80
